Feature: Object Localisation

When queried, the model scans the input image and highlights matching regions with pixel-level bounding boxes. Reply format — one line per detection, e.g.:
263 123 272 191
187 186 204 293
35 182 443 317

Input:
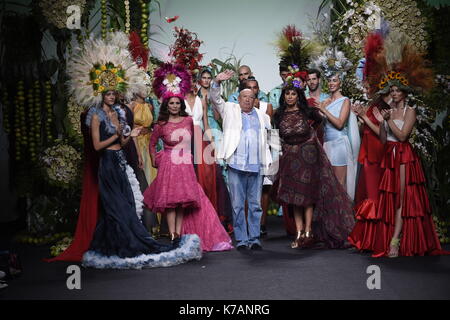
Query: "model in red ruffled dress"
350 86 445 257
348 97 388 252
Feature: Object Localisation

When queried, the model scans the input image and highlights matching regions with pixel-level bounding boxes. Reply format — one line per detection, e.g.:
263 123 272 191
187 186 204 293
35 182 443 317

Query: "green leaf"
423 0 450 8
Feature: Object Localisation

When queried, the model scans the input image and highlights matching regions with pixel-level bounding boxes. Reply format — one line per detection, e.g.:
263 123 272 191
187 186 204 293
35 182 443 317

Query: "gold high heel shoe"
291 230 305 249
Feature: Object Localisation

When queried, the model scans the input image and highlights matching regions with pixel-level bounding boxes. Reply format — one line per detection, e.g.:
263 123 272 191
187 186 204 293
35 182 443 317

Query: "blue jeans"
228 167 263 247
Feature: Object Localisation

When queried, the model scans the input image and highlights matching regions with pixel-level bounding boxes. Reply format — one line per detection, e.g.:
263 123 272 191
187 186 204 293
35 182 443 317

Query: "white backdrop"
149 0 325 93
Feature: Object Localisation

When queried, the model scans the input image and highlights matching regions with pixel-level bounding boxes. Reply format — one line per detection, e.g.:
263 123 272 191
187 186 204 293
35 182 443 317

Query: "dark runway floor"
1 215 450 300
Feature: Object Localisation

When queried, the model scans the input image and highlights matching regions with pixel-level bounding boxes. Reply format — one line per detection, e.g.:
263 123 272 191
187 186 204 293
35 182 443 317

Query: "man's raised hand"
215 70 234 82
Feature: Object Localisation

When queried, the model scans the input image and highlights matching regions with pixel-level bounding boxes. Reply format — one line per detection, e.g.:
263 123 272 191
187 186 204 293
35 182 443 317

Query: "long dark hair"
273 86 323 129
157 96 189 124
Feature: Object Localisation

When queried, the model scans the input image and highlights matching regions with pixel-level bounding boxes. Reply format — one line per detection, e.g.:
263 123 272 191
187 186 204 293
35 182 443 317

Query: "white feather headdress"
66 31 149 107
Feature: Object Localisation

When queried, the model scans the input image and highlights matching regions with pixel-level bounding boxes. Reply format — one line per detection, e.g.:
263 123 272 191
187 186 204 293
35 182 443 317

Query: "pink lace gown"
143 116 233 252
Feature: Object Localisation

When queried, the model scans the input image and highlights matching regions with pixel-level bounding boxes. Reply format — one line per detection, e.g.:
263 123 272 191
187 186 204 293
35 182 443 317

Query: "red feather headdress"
128 31 149 70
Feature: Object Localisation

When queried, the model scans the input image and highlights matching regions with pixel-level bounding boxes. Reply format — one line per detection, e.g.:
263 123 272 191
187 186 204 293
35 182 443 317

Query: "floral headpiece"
309 47 352 80
89 63 127 96
170 27 204 76
283 64 307 89
377 70 411 94
370 31 434 96
152 63 191 100
67 31 149 107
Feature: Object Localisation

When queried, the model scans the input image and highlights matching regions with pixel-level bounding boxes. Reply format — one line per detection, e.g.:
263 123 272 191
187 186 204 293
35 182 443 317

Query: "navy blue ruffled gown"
82 106 202 269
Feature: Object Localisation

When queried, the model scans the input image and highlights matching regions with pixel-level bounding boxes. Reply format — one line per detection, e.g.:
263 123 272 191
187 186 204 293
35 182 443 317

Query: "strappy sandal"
388 238 400 258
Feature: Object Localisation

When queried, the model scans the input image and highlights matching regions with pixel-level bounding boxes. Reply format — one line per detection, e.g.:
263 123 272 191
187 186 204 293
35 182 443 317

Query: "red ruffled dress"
350 114 445 257
348 105 384 251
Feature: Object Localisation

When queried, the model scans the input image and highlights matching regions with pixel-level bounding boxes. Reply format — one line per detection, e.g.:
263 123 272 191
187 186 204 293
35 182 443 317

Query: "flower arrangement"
331 1 383 52
66 97 86 141
38 0 86 29
50 236 74 256
331 0 428 54
433 216 450 244
170 27 204 76
435 74 450 94
41 141 82 189
379 0 428 52
406 96 439 162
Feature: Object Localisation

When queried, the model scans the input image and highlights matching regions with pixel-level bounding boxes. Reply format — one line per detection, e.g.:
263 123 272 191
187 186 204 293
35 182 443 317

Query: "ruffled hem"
210 241 234 252
354 199 379 220
349 215 446 257
82 234 202 269
125 165 144 219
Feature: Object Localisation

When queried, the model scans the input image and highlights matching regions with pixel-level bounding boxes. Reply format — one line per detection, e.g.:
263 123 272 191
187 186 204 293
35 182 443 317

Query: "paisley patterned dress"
272 110 355 248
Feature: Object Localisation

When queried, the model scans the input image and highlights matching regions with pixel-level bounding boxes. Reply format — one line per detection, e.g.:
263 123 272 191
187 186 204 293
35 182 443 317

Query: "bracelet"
122 125 131 137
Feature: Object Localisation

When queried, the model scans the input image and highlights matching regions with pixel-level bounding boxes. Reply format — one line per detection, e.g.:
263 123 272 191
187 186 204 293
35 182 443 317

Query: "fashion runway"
1 216 450 300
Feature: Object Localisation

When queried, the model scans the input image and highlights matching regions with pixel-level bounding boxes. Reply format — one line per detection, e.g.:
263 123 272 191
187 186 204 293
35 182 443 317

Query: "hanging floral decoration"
406 96 439 162
66 97 86 140
331 1 383 51
332 0 428 54
40 141 82 189
124 0 131 34
38 0 87 29
378 0 428 52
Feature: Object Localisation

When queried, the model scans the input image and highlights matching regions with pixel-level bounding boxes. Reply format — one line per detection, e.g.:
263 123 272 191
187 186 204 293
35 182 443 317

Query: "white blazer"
209 85 273 174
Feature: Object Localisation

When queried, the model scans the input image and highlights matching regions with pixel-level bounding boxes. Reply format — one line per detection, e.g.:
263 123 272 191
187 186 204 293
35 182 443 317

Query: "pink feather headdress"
152 63 191 100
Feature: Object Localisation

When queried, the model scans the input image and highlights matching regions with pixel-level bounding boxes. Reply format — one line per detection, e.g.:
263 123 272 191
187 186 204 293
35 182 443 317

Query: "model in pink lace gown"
143 116 233 252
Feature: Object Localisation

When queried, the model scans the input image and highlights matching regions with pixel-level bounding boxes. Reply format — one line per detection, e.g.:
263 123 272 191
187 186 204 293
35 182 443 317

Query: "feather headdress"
309 47 353 79
275 25 323 72
373 31 433 95
363 32 387 95
128 31 150 70
66 31 149 107
152 63 191 101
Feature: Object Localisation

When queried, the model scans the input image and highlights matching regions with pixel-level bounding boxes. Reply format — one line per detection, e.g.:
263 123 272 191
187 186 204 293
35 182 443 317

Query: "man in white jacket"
209 70 273 250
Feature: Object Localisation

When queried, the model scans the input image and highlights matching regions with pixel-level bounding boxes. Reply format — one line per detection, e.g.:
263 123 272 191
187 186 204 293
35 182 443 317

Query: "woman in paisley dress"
272 85 355 249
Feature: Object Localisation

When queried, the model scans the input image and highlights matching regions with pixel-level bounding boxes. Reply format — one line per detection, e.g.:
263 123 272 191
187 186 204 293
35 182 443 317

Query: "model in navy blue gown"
81 92 202 269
